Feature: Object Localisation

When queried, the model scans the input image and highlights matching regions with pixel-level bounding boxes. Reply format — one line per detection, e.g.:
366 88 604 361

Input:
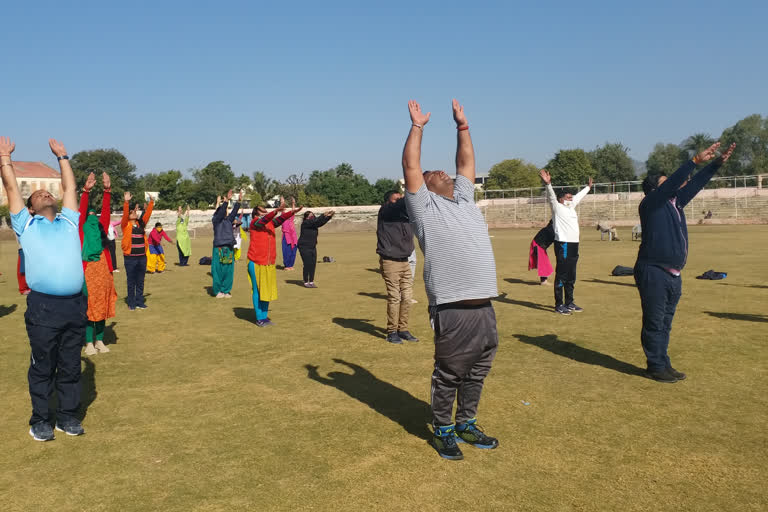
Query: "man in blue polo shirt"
0 136 87 441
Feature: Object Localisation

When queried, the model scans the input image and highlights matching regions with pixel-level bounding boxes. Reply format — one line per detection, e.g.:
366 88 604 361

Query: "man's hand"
124 191 132 202
452 99 468 128
326 210 335 217
48 138 68 158
177 206 182 215
716 143 737 164
276 197 286 212
237 190 243 202
539 169 551 185
408 100 430 127
588 177 593 188
102 172 111 189
226 189 234 201
0 136 16 156
694 142 722 164
84 172 97 191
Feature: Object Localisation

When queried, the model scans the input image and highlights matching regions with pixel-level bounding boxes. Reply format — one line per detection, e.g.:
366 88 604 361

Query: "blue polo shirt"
11 207 84 296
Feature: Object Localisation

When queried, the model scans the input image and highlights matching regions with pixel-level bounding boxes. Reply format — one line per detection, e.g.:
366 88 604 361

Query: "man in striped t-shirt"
403 99 499 461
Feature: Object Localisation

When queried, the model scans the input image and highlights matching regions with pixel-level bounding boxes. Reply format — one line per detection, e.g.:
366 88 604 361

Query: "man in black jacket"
376 190 418 344
211 189 241 298
635 141 735 383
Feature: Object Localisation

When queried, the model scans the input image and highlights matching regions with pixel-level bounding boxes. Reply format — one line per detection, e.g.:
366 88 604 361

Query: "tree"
588 143 635 182
192 161 236 205
645 143 687 176
154 170 184 209
545 149 594 186
682 133 715 157
69 148 139 209
719 114 768 176
252 171 276 202
484 159 540 190
305 163 377 205
373 178 401 202
235 174 251 191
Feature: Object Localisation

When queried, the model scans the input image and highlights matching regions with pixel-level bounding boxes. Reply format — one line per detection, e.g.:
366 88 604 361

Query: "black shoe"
432 426 464 460
55 419 85 436
456 419 499 449
386 333 403 344
566 303 583 312
29 421 55 442
554 305 571 315
667 367 687 380
136 304 148 310
397 331 419 342
645 368 678 383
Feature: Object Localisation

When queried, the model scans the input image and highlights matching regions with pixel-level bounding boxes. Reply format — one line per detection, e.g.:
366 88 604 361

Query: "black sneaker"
432 426 464 460
55 419 85 436
645 368 678 383
456 419 499 449
386 333 403 344
554 305 571 315
397 331 419 342
667 367 687 380
29 421 54 442
136 304 148 310
566 303 583 312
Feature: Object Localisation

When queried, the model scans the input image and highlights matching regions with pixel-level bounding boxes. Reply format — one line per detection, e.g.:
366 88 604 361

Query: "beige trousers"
380 257 413 333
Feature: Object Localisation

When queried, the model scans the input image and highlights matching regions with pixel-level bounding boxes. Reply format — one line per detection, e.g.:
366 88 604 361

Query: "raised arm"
99 173 112 229
571 177 592 207
539 169 559 212
677 143 736 208
121 191 131 229
453 99 475 183
141 199 154 225
0 137 24 214
646 142 721 208
227 191 243 222
49 139 77 211
402 100 430 193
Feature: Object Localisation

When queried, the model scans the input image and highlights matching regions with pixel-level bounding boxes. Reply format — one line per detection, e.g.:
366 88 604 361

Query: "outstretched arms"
49 139 77 211
402 100 430 193
677 143 736 208
0 137 24 214
453 99 475 184
539 169 559 212
572 177 592 207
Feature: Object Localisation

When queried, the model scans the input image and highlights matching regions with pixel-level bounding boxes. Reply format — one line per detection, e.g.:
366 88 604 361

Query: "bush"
0 204 9 227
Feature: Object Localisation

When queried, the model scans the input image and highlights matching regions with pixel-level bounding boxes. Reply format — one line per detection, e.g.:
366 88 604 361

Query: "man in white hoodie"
539 169 592 315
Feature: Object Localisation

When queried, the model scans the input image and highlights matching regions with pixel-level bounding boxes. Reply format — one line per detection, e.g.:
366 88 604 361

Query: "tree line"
484 113 768 190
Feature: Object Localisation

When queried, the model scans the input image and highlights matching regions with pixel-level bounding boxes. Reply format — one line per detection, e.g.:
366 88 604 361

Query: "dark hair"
383 190 399 203
642 173 665 195
555 188 574 200
155 222 162 228
303 211 313 220
26 196 33 208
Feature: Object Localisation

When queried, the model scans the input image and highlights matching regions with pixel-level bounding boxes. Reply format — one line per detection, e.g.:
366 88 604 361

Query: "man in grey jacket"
211 189 241 298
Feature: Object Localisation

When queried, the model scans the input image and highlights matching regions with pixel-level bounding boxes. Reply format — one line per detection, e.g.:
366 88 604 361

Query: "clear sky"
2 0 766 181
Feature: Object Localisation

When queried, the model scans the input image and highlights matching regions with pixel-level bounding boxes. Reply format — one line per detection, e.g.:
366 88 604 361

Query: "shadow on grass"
305 359 431 440
103 322 119 345
514 333 645 377
286 280 308 287
504 277 542 286
584 278 636 288
358 291 387 300
704 311 768 323
0 304 18 318
233 307 258 325
715 283 768 289
123 293 152 305
79 357 97 421
332 317 387 339
493 292 551 312
365 268 382 275
203 286 215 296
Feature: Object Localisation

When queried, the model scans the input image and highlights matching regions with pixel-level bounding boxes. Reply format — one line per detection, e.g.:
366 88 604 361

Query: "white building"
0 161 62 205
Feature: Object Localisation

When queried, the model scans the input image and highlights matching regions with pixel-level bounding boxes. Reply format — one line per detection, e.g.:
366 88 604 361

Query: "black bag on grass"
611 265 634 276
199 256 212 265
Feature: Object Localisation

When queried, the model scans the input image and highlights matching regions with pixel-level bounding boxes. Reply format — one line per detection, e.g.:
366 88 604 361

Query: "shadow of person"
365 268 382 275
513 333 645 377
0 304 18 318
103 321 119 345
358 292 387 300
332 317 387 339
493 292 551 312
203 286 215 296
286 280 308 287
79 357 97 421
233 307 258 325
704 311 768 323
305 359 431 440
504 278 542 286
584 278 636 288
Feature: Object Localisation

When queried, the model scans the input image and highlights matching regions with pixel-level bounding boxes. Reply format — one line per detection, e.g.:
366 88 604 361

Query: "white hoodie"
546 184 590 243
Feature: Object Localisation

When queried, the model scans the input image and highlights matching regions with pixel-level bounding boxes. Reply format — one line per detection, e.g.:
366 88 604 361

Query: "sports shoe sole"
455 436 499 449
55 426 84 436
644 372 678 383
432 445 464 460
29 429 54 442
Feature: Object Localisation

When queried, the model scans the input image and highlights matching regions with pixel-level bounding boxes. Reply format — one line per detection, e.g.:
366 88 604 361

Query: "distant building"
0 161 61 205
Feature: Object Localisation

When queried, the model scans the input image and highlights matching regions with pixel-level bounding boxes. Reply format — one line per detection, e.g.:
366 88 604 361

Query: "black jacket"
376 198 414 260
298 214 331 248
212 202 240 248
636 159 721 270
533 220 555 250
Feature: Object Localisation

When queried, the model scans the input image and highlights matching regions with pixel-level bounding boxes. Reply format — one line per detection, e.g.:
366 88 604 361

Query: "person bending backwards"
211 190 242 298
635 142 735 383
1 136 87 441
121 191 154 310
297 209 334 287
403 99 499 460
539 169 592 315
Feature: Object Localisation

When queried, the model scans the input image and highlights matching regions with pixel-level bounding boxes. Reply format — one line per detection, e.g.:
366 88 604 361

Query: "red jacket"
247 210 296 265
78 189 114 272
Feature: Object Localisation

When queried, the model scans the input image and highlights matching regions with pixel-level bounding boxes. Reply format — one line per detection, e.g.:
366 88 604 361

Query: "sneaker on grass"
29 421 54 442
566 303 583 312
84 343 97 356
94 340 110 353
432 425 463 460
455 418 499 449
397 331 419 342
386 332 403 344
554 305 571 315
55 419 85 436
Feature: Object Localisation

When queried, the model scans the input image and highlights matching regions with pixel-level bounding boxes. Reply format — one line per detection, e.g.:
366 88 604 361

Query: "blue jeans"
634 263 682 371
124 255 147 308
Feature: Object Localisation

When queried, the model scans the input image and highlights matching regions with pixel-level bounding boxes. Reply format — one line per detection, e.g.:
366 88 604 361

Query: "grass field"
0 225 766 512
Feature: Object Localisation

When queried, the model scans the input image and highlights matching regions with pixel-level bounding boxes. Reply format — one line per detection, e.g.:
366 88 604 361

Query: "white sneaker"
223 293 232 298
84 343 97 356
113 269 120 273
215 292 225 298
411 298 418 304
94 340 110 353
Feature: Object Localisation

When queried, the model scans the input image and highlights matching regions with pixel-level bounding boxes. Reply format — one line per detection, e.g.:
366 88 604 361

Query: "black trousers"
634 263 682 371
107 239 118 269
124 255 147 308
298 246 317 283
177 242 189 266
25 291 87 425
553 241 579 306
429 302 498 428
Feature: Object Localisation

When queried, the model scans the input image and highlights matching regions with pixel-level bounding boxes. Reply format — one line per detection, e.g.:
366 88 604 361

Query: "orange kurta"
85 253 117 322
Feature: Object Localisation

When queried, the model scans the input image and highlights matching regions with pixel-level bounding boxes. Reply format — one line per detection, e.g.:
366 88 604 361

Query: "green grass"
0 225 766 511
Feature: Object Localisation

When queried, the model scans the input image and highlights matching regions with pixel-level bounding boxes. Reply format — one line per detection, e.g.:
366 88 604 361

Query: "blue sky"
2 1 765 181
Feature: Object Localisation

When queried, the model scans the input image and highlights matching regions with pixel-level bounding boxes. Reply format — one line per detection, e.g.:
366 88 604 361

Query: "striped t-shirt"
405 175 498 306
